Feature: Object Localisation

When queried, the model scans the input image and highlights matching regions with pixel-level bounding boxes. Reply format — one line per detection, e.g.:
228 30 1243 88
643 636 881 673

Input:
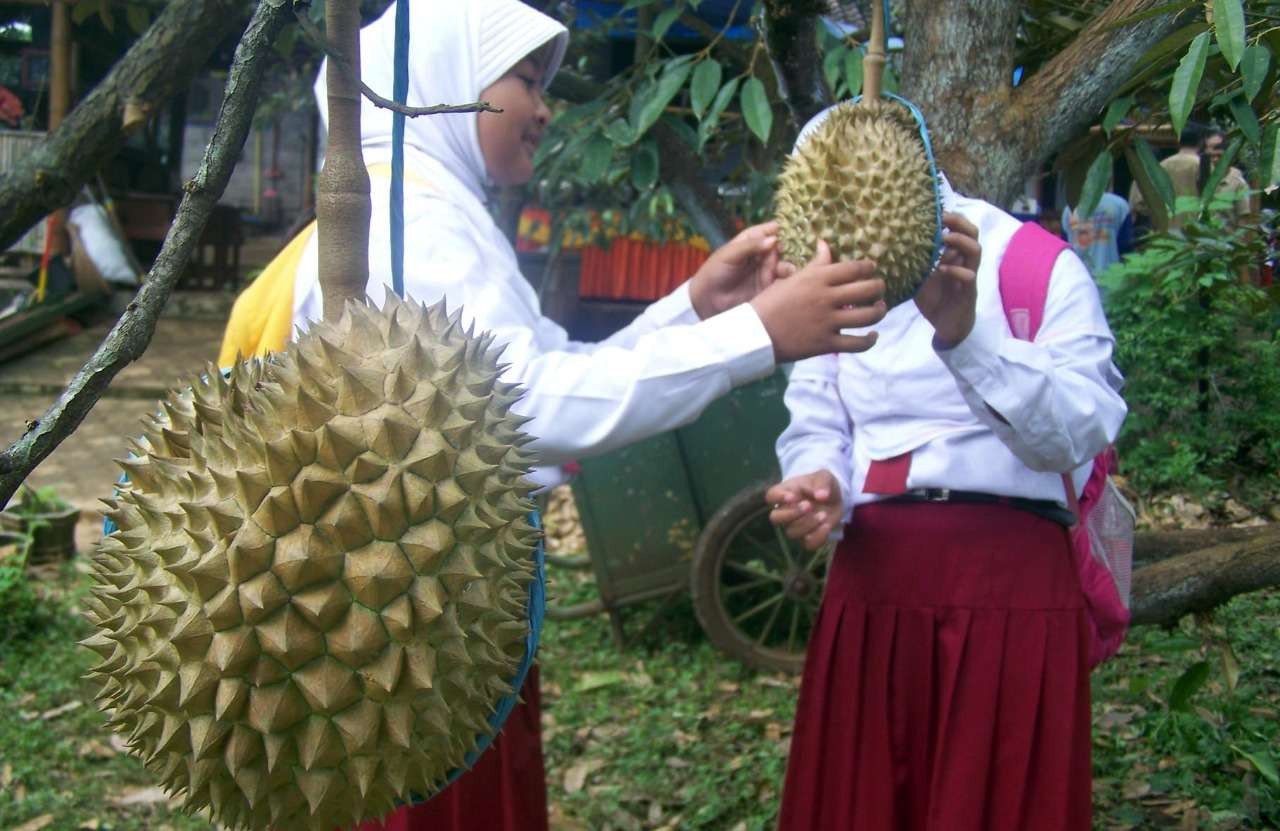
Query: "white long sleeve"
776 356 855 516
293 177 775 468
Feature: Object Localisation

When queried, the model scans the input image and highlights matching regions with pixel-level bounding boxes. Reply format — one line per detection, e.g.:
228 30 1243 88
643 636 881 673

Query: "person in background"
1202 128 1254 220
1061 188 1133 283
1129 125 1203 232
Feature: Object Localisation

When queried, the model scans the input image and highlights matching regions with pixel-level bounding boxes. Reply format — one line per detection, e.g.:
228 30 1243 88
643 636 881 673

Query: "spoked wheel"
691 482 831 674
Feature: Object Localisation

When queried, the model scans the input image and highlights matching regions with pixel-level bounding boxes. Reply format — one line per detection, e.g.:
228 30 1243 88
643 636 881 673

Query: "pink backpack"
999 222 1134 667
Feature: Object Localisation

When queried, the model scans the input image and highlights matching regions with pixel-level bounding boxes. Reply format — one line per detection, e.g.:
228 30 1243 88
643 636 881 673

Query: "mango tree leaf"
1133 137 1177 215
1233 747 1280 786
1212 0 1245 71
1227 94 1261 145
691 59 722 119
1169 31 1211 137
580 135 613 184
72 0 99 24
823 47 844 96
1076 150 1113 219
844 48 864 99
605 117 638 147
1261 123 1280 190
1102 96 1135 136
630 141 660 191
96 0 115 33
632 61 693 137
1219 641 1241 692
125 4 149 35
1167 660 1211 712
652 5 682 41
697 77 740 149
740 77 772 145
1200 136 1241 208
1240 44 1271 102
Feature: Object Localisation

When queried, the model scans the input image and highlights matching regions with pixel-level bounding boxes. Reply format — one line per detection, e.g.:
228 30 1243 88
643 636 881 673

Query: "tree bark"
0 0 252 252
760 0 832 144
0 0 293 509
1131 525 1280 627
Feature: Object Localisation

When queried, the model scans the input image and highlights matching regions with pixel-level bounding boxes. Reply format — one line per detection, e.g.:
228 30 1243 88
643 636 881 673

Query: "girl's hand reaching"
765 470 844 551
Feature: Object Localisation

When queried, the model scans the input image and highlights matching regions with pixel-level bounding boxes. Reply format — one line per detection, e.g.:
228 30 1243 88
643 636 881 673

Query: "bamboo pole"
316 0 371 324
863 1 886 101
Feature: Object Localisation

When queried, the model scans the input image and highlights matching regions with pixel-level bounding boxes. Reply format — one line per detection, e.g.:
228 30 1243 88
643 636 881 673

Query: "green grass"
1 563 1276 830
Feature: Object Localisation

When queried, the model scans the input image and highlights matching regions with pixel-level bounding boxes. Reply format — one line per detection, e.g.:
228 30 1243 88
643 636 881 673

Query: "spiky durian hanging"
82 295 539 830
773 2 941 308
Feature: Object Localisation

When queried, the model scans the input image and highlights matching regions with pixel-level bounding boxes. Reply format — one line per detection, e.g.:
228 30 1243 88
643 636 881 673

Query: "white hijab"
314 0 568 202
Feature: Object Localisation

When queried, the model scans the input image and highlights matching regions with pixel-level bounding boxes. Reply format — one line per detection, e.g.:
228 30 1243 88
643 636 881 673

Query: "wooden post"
49 0 72 257
316 0 371 324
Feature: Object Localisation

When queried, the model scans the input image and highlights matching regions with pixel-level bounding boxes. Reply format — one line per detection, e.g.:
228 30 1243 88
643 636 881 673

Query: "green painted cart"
544 371 829 674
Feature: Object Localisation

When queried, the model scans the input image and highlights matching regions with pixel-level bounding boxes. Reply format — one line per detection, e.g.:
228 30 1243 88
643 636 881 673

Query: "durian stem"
863 0 886 101
317 0 371 324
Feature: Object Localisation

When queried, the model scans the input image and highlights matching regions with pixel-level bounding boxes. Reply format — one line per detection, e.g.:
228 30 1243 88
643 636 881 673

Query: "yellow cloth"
217 221 315 365
217 164 427 366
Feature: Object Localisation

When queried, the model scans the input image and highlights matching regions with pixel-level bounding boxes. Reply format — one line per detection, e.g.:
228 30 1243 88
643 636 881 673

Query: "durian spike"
864 0 886 101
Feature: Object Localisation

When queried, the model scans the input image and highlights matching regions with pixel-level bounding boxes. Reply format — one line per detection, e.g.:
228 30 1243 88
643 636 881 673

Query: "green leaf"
1102 96 1135 136
580 135 613 184
740 77 772 145
1263 123 1280 190
1169 31 1210 137
1218 641 1240 692
844 48 864 99
1233 747 1280 786
691 59 722 119
1212 0 1245 71
1198 136 1239 207
822 48 844 96
97 0 115 33
1167 660 1211 711
630 141 659 191
882 63 899 95
1076 150 1113 219
605 117 638 147
274 24 299 59
632 61 693 137
1227 94 1260 145
1240 44 1271 102
697 76 740 149
124 3 149 35
1134 137 1177 214
652 5 682 41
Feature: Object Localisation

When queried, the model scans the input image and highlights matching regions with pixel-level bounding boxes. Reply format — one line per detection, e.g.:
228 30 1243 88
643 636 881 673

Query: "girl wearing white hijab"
222 1 889 828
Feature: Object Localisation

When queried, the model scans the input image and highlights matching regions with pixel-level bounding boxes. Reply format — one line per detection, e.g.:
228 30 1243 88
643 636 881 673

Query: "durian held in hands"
774 96 942 308
81 294 541 831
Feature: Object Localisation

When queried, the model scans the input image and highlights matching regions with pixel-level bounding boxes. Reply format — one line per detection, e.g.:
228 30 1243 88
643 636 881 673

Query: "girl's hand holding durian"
913 212 983 350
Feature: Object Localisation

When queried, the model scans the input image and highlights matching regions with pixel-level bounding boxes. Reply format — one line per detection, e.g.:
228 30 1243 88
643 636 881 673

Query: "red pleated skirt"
357 665 547 831
778 502 1092 831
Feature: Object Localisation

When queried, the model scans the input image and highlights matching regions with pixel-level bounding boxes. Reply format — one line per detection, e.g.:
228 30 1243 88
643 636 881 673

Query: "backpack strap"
998 221 1069 342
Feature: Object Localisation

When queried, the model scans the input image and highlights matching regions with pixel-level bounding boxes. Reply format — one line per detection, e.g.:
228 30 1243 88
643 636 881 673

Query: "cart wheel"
691 482 831 674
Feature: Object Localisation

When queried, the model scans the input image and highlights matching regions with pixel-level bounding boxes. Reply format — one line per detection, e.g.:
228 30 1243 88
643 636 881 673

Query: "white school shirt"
292 150 776 487
776 187 1127 527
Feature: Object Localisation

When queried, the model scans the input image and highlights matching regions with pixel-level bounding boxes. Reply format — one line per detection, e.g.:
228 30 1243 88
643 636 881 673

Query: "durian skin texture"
82 294 540 831
775 99 940 308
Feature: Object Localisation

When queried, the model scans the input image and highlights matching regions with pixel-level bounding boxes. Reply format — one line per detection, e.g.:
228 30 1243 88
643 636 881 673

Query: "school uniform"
775 178 1126 831
220 2 776 828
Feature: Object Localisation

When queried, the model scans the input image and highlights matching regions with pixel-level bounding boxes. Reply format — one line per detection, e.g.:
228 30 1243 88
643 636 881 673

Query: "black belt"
886 488 1076 528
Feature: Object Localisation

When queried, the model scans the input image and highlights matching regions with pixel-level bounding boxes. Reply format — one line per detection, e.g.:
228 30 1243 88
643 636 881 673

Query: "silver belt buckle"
921 487 951 502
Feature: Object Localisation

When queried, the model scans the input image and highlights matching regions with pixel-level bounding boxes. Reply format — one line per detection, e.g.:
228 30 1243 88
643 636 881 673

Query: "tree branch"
760 0 831 142
0 0 254 252
0 0 294 508
291 1 500 117
1131 525 1280 627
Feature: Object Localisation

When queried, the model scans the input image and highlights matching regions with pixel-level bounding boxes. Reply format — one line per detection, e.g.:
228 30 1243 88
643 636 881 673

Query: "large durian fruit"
774 97 940 308
80 293 539 830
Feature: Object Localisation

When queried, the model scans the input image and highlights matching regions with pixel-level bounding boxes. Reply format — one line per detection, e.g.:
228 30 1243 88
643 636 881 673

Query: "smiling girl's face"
477 54 551 187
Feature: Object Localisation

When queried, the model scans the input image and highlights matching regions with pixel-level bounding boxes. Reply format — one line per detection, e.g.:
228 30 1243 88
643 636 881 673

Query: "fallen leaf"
563 758 607 794
12 815 54 831
1122 779 1152 799
744 708 772 723
590 724 628 740
574 670 627 692
77 820 102 830
2 763 13 787
111 785 170 806
628 672 653 688
730 823 748 831
647 802 664 823
78 739 117 760
716 682 740 694
665 757 691 769
40 700 82 720
16 693 35 707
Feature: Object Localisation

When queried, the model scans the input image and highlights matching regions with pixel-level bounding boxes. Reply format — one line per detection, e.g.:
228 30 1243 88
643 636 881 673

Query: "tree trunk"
1131 525 1280 627
0 0 252 252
